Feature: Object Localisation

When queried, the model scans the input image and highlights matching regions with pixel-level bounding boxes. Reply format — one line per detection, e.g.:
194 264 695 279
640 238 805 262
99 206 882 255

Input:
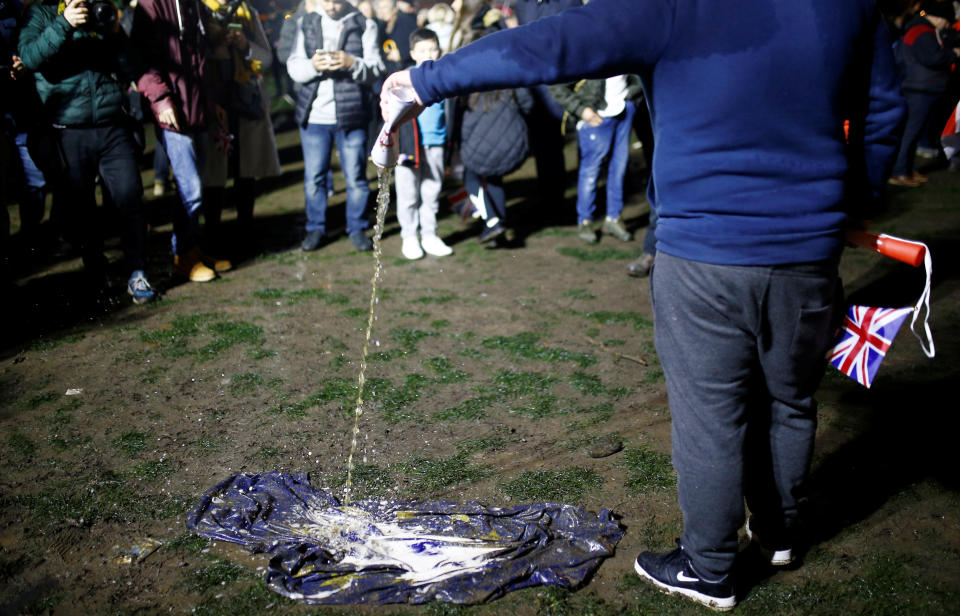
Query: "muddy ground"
1 124 959 616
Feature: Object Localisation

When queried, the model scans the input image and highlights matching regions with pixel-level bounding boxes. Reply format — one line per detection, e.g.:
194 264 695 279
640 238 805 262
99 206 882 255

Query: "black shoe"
634 541 736 612
301 229 325 251
626 253 655 278
478 219 506 243
349 231 373 251
745 516 794 566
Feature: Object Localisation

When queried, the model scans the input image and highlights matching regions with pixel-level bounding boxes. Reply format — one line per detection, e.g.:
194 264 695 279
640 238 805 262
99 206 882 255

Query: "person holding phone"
286 0 384 252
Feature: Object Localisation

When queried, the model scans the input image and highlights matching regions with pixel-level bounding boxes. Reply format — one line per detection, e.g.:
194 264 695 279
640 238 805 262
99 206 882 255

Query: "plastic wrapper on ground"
186 472 624 605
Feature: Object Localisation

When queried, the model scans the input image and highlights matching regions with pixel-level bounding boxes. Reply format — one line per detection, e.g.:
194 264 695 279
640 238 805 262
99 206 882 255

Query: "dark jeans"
651 252 843 577
464 169 506 222
892 90 941 177
57 124 146 272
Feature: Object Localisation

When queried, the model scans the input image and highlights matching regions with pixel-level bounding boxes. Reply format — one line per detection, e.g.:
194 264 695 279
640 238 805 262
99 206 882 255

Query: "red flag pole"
846 230 926 268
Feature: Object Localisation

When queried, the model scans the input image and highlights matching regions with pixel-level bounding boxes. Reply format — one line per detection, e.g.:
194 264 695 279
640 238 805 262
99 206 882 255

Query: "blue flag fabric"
186 472 624 605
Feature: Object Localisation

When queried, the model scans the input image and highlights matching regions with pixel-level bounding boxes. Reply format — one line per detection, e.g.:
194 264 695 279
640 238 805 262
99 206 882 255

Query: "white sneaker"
401 237 424 260
420 234 453 257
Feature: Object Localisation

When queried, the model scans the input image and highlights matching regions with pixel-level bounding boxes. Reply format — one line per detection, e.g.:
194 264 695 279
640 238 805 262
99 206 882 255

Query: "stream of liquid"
343 167 393 505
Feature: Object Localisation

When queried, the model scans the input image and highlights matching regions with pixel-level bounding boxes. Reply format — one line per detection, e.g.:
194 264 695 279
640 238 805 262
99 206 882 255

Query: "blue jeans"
575 100 635 222
300 124 370 235
161 129 205 255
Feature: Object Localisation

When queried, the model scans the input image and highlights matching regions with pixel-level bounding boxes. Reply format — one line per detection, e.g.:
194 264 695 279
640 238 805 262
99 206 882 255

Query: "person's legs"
300 124 334 234
335 126 371 236
651 252 761 579
418 144 445 239
575 120 614 223
394 164 421 240
98 124 147 273
161 129 205 255
605 101 636 220
744 262 842 550
14 132 46 237
57 127 102 268
891 90 938 179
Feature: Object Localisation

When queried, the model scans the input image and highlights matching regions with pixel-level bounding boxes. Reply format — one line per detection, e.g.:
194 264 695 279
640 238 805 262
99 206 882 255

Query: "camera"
208 0 244 26
80 0 117 32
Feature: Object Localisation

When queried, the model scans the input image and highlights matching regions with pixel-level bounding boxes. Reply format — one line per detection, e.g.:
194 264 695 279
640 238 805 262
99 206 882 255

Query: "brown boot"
173 249 217 282
195 247 232 272
626 253 655 278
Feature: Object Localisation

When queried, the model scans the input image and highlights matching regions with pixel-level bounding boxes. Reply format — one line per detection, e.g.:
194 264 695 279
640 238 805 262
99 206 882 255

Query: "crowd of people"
1 0 650 302
0 0 957 611
2 0 960 299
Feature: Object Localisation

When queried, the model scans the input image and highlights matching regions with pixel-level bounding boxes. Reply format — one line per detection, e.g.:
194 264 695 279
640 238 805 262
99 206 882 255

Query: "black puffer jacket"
455 88 533 177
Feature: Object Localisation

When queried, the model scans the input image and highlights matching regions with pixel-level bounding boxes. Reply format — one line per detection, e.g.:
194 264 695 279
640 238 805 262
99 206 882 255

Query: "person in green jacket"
19 0 155 303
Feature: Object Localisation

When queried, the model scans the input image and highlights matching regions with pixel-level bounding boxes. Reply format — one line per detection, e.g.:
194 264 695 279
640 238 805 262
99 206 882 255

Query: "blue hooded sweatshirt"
410 0 905 266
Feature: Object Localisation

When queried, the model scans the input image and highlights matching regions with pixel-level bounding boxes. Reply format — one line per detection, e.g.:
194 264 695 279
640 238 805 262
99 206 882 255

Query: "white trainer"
420 234 453 257
402 237 424 260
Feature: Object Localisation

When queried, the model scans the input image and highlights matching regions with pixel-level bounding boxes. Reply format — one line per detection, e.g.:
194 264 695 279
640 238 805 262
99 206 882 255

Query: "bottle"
370 87 420 168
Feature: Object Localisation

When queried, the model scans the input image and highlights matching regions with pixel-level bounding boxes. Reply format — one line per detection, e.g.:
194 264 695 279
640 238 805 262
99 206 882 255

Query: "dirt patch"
1 135 958 615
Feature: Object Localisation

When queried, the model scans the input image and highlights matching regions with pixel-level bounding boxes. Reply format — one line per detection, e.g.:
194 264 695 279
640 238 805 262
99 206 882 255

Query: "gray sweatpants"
395 144 445 240
650 251 843 577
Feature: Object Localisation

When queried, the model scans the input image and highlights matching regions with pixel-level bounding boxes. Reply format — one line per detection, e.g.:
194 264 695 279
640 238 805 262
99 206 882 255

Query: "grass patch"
434 395 498 421
409 291 458 304
570 371 606 396
396 454 490 495
14 470 189 528
583 310 653 330
426 356 469 383
431 319 450 328
390 327 438 350
338 464 395 500
186 559 253 593
621 447 676 493
8 432 37 460
253 287 350 305
270 377 356 418
500 467 603 503
140 313 264 359
229 372 263 394
165 533 210 555
24 391 58 409
246 348 277 360
491 369 557 396
255 445 282 462
191 580 290 616
111 431 148 457
28 332 85 352
563 288 596 300
481 332 596 367
132 458 178 480
557 246 636 262
455 436 508 456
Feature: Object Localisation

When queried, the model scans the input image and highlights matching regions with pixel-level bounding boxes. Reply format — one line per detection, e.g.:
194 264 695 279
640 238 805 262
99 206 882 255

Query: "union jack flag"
828 305 912 388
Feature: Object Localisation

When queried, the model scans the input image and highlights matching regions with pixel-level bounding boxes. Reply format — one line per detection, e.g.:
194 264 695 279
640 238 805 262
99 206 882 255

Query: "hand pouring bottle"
370 87 420 168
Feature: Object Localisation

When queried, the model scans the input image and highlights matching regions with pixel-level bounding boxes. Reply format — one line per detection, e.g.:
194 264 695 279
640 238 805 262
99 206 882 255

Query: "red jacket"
133 0 211 132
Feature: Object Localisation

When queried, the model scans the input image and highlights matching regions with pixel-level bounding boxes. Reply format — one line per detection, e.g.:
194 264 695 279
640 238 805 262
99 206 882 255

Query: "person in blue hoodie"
379 0 905 610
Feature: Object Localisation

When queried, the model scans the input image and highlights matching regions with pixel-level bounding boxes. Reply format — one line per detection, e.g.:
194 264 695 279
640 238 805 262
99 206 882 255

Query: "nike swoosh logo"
677 571 699 583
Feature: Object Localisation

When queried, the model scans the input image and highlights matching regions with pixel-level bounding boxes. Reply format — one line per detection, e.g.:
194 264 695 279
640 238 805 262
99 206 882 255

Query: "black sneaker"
634 541 736 612
745 517 794 566
349 231 373 252
478 219 506 243
301 229 325 251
